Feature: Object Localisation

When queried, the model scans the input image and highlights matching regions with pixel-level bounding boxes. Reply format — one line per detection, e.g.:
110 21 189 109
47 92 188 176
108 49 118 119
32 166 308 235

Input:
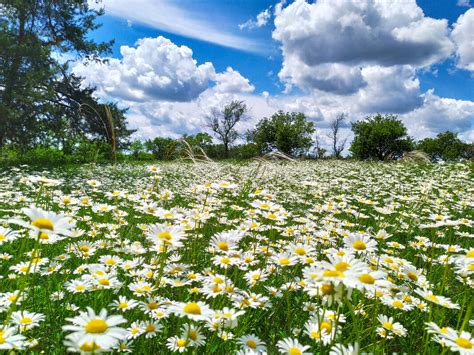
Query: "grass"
0 160 472 354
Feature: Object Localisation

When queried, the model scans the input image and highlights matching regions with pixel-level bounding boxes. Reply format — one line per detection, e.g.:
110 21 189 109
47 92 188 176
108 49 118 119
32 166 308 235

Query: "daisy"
10 206 74 236
344 233 377 253
63 307 127 350
376 315 407 339
126 321 145 339
146 223 187 249
304 321 334 345
0 326 27 349
111 296 138 312
237 334 266 353
0 226 19 245
180 324 206 347
347 270 390 292
277 338 311 355
11 310 45 330
166 336 190 353
169 301 213 321
416 289 460 309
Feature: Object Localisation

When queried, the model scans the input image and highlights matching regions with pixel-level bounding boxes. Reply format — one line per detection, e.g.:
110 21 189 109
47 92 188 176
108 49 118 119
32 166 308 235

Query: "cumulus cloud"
400 91 474 140
213 67 255 94
452 9 474 72
73 37 216 102
273 0 454 95
73 36 263 141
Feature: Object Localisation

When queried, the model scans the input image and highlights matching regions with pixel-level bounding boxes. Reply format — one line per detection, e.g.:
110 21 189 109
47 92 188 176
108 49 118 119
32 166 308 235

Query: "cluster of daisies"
0 161 472 353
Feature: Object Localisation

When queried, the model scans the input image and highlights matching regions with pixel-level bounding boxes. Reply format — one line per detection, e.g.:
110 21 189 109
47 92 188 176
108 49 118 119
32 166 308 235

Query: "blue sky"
75 0 474 144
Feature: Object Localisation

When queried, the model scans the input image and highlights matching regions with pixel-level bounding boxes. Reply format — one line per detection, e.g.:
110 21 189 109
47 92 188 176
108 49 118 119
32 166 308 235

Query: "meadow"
0 160 472 354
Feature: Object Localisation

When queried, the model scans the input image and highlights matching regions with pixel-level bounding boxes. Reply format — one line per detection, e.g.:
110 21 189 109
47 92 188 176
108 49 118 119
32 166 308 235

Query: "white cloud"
400 91 474 140
273 0 454 95
239 8 272 30
90 0 261 53
457 0 472 7
73 35 262 141
213 67 255 94
73 37 216 102
452 9 474 72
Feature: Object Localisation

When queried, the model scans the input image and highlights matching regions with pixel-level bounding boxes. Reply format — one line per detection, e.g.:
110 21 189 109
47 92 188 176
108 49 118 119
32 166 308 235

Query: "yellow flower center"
353 241 367 250
80 342 101 352
335 261 350 272
288 347 302 355
158 231 172 240
105 259 117 265
20 317 33 324
98 278 110 286
455 337 472 349
392 300 404 309
294 247 306 256
383 322 393 330
407 272 418 281
320 321 332 333
31 218 54 231
321 283 334 295
217 241 229 251
0 235 5 241
359 273 375 284
279 258 290 265
246 339 257 349
148 302 159 309
310 331 321 339
426 295 439 303
323 269 342 277
176 339 188 347
466 250 474 258
146 324 155 332
188 330 198 341
183 302 202 315
85 319 108 334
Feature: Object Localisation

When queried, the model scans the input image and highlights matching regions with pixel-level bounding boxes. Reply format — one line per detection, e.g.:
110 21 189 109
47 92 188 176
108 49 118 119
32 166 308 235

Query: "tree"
207 100 248 158
329 113 348 159
350 114 413 160
417 131 467 161
249 111 315 156
145 137 179 160
0 0 112 147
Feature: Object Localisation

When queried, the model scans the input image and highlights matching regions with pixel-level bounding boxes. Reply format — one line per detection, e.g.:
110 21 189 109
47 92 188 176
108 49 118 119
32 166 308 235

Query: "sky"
73 0 474 149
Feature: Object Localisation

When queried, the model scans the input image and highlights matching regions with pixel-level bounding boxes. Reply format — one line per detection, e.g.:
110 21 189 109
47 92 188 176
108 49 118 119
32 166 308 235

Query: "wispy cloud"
90 0 263 53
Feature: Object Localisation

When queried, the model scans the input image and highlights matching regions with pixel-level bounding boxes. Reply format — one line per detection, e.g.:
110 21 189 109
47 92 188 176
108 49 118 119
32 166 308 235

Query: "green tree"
350 114 413 160
249 111 315 156
0 0 112 147
145 137 179 160
417 131 467 161
206 100 248 158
